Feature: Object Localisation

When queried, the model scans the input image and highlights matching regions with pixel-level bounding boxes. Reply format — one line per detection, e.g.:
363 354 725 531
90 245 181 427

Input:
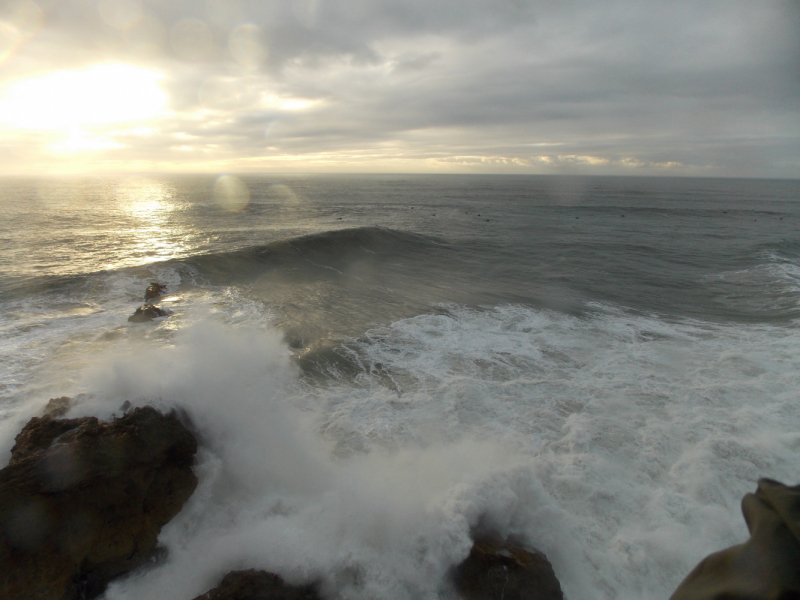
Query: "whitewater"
1 173 799 599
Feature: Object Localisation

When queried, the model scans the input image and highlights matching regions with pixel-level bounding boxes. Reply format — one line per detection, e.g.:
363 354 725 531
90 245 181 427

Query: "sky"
0 0 798 177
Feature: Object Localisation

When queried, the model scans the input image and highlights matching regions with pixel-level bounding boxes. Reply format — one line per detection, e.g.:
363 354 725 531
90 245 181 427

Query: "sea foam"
2 304 799 600
298 304 800 598
58 322 584 600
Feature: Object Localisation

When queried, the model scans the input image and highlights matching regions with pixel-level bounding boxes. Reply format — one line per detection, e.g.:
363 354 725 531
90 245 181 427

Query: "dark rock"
191 538 562 600
192 569 322 600
0 406 198 600
144 282 167 301
453 536 563 600
128 304 168 322
670 478 800 600
42 396 73 418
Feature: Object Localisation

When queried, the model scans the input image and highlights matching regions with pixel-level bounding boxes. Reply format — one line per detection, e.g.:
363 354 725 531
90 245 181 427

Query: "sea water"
1 174 799 599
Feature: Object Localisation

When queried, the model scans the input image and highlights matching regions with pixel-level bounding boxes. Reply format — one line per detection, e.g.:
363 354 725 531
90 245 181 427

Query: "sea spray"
296 304 800 598
53 322 585 600
4 303 800 599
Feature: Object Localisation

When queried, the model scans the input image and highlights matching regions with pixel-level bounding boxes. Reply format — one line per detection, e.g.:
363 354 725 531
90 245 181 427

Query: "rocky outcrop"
0 406 198 600
2 396 563 600
670 478 800 600
144 282 167 301
453 536 563 600
42 396 74 418
192 570 322 600
128 303 168 322
125 283 169 323
192 537 562 600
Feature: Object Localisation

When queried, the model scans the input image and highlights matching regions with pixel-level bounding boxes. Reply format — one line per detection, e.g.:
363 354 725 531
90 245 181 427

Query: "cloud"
0 0 797 176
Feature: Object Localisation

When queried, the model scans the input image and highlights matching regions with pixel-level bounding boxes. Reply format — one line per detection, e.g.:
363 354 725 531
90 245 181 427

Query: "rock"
42 396 73 418
192 569 321 600
670 478 800 600
453 536 563 600
0 406 198 600
192 538 562 600
144 282 167 301
128 304 168 322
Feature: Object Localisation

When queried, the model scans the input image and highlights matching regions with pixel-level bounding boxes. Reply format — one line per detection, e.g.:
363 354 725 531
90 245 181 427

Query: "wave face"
1 174 800 599
3 175 800 323
181 226 444 283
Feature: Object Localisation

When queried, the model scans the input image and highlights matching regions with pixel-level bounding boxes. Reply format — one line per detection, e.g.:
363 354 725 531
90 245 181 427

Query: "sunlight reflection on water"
116 177 189 266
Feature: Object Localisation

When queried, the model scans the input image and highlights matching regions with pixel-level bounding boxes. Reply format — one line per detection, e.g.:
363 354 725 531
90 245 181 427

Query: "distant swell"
257 226 440 259
181 227 447 281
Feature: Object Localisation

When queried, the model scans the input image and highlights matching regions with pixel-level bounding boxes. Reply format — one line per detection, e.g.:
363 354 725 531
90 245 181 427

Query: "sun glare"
0 63 167 130
50 128 124 153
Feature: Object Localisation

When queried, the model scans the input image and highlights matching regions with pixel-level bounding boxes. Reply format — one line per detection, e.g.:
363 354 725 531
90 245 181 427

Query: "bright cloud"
0 64 167 130
0 0 797 176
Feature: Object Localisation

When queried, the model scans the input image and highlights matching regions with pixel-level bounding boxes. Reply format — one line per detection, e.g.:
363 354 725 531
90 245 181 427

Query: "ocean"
1 173 799 599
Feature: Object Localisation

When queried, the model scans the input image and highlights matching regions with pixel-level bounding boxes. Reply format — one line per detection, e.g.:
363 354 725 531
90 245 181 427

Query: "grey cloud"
18 0 531 69
390 52 442 73
1 0 798 176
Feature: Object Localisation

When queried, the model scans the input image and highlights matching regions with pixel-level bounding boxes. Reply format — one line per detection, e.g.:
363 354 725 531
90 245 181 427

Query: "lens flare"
0 0 43 63
213 175 250 212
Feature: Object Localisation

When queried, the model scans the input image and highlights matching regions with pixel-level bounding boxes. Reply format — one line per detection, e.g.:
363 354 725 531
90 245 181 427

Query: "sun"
0 63 167 131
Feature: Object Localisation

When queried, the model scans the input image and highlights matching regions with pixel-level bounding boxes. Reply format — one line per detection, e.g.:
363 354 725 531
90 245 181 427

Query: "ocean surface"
1 173 799 599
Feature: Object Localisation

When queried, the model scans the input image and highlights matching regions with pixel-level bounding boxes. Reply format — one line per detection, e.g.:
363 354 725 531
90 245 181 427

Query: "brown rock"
42 396 73 418
144 282 167 301
453 536 563 600
0 406 198 600
670 478 800 600
128 304 168 322
192 569 322 600
191 538 562 600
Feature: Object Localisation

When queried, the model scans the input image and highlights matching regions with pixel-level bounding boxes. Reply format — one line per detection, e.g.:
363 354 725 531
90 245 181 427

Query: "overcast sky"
0 0 798 177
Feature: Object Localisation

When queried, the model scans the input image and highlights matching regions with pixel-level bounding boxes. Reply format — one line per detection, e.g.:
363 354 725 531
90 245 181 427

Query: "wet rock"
670 478 800 600
128 304 168 322
42 396 73 418
0 406 198 600
453 536 563 600
144 282 167 301
191 537 562 600
192 569 322 600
